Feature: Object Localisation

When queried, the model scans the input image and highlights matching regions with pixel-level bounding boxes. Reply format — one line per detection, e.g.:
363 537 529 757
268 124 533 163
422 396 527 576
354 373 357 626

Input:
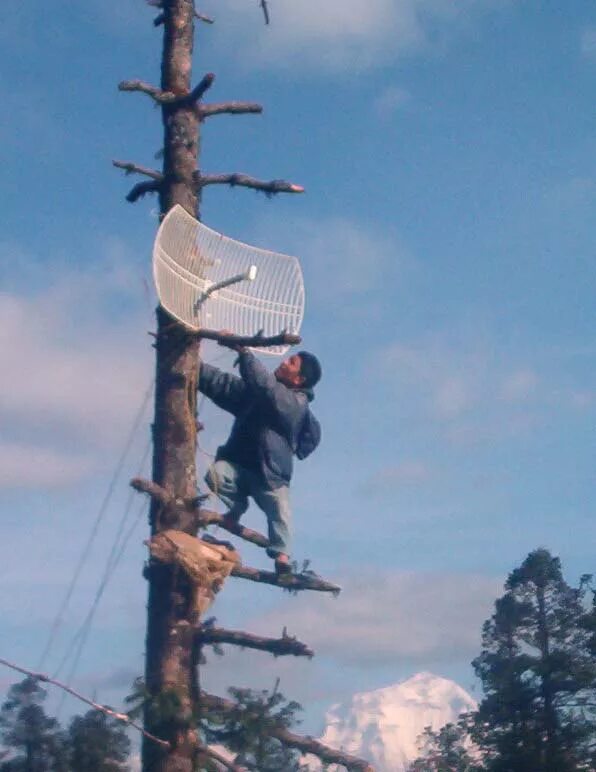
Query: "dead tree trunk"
117 2 373 770
144 3 201 770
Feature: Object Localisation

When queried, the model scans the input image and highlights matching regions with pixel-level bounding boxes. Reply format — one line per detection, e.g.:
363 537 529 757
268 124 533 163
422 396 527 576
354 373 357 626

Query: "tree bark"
143 2 201 771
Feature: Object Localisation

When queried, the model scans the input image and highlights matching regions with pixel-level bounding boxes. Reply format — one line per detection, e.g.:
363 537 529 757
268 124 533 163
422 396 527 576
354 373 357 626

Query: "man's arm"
237 351 303 422
198 362 246 415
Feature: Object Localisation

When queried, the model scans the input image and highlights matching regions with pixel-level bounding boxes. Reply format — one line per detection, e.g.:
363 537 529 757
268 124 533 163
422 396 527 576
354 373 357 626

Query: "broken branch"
231 564 341 595
198 102 263 120
194 10 215 24
260 0 270 25
197 626 314 658
200 692 373 771
131 478 174 508
131 478 270 549
195 509 269 550
113 160 163 181
118 79 176 104
126 180 162 203
185 73 216 104
197 173 304 195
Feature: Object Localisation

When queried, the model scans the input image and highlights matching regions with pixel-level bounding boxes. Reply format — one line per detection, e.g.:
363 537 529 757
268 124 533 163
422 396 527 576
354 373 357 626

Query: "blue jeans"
205 459 292 559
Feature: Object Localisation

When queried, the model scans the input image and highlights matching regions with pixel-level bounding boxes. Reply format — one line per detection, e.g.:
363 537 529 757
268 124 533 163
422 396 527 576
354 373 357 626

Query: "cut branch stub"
198 102 263 120
118 79 177 104
231 564 341 595
113 159 163 181
197 625 314 658
153 9 215 26
196 172 304 195
118 73 214 109
126 180 162 203
131 477 270 547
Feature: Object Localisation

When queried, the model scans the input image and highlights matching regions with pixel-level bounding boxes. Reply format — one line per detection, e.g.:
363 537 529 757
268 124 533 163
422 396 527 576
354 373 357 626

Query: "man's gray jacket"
198 351 318 489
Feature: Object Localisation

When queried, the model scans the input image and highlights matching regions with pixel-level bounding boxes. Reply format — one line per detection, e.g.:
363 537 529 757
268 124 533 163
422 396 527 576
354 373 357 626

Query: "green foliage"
409 550 596 772
0 678 68 772
67 711 130 772
202 683 305 771
407 718 481 772
126 677 193 744
473 549 596 772
0 678 131 772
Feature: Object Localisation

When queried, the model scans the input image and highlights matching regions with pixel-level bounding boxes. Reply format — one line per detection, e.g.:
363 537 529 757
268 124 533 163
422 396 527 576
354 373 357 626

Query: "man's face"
274 354 304 388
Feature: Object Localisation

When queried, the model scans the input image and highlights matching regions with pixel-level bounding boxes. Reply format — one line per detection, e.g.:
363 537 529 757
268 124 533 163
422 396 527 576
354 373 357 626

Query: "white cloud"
363 461 432 493
499 368 538 402
254 215 413 318
0 290 151 445
0 242 154 487
0 443 94 489
215 0 514 72
580 26 596 58
373 85 410 117
252 570 499 667
372 333 552 445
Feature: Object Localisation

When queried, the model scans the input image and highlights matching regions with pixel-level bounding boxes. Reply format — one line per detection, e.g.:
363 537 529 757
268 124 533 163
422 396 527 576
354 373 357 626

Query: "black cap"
298 351 322 388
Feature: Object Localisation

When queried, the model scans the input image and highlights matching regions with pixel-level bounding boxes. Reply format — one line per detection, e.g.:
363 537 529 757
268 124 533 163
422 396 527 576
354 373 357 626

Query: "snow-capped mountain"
314 672 477 772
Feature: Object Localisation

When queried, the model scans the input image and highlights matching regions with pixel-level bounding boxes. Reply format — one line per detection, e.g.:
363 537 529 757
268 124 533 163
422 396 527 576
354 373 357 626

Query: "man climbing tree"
199 334 322 574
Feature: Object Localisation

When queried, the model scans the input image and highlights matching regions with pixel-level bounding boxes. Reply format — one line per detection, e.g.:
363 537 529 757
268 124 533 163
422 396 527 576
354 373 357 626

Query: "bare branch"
131 478 174 508
113 160 163 181
132 477 270 548
198 102 263 120
184 73 216 105
201 692 374 771
118 79 177 104
260 0 270 25
195 10 215 24
126 180 162 203
0 657 169 750
195 329 301 349
197 625 314 658
197 173 304 195
196 509 270 550
231 564 341 595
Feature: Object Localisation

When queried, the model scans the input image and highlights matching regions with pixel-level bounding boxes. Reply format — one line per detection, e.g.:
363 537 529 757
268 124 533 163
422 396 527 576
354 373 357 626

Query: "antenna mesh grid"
153 205 305 355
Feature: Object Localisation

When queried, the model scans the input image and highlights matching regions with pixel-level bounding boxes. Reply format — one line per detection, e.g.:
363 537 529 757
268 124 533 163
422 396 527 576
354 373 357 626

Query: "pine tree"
407 719 480 772
0 678 67 772
202 684 305 771
67 710 131 772
473 549 596 772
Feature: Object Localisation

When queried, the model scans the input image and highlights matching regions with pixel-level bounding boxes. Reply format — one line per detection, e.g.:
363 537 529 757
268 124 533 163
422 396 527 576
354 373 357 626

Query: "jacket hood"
297 385 315 403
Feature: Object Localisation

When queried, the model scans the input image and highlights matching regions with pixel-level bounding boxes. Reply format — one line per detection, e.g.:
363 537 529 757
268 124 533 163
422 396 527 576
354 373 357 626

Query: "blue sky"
1 0 595 738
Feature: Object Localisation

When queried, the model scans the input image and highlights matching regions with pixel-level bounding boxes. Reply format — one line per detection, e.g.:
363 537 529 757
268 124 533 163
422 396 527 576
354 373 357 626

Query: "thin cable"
53 341 221 703
54 439 152 696
38 379 155 671
51 335 197 685
0 657 169 749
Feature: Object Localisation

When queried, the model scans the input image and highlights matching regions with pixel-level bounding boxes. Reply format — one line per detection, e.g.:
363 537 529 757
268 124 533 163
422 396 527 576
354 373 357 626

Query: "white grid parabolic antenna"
153 205 305 355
